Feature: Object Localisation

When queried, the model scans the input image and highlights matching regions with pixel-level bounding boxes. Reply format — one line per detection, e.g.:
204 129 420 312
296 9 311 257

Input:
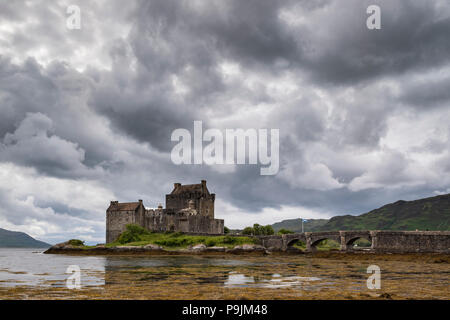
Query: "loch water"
0 248 448 299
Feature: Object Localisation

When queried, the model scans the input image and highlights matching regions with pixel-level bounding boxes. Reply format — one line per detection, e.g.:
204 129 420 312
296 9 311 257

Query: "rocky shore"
44 241 273 255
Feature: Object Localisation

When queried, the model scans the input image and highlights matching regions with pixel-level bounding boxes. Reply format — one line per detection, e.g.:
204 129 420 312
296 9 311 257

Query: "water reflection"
104 255 252 269
103 256 253 286
1 249 449 299
0 248 105 287
0 249 256 288
224 272 321 289
1 250 322 290
224 273 255 287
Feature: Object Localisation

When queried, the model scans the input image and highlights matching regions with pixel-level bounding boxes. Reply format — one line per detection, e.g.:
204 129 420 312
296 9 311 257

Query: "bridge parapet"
370 230 450 253
258 235 284 250
257 230 450 253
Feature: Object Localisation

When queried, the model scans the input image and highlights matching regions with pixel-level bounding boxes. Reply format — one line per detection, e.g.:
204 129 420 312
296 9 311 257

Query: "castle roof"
170 181 210 195
107 201 142 212
171 184 203 194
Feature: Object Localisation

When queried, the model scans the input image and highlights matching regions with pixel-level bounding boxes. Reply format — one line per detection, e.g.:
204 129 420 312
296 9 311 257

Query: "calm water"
0 248 448 299
0 248 105 287
0 248 293 289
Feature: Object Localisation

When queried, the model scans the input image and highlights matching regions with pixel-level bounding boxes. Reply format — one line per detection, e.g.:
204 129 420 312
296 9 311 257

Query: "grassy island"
67 224 258 250
108 233 257 249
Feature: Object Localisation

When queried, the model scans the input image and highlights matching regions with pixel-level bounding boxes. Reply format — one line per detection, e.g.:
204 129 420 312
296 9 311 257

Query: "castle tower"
106 200 146 243
165 180 215 218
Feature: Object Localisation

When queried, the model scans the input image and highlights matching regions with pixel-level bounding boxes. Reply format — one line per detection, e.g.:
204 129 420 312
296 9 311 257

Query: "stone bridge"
258 231 450 253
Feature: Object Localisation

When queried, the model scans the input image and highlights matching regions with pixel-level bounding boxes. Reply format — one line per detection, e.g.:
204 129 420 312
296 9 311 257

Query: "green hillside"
317 193 450 231
269 193 450 232
0 228 51 248
271 218 328 233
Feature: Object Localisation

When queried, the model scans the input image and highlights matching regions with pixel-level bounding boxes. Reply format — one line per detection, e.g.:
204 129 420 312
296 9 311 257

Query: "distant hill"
0 228 51 248
271 218 328 233
316 193 450 231
269 193 450 232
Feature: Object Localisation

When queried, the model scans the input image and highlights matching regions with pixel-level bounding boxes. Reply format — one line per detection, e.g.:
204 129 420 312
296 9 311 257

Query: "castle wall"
144 209 224 234
106 210 138 243
166 194 197 213
106 209 224 243
199 196 215 218
166 193 215 218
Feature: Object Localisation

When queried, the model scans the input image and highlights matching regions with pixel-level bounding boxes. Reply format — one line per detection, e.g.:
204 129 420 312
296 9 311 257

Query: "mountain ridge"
270 193 450 232
0 228 51 248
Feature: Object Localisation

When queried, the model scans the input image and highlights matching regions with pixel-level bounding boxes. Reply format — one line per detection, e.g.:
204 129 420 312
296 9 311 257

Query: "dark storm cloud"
90 0 450 153
89 78 198 151
124 0 450 86
0 57 59 138
295 1 450 84
0 0 450 240
0 112 105 179
0 57 114 177
77 0 450 215
131 0 299 71
399 75 450 108
86 0 301 152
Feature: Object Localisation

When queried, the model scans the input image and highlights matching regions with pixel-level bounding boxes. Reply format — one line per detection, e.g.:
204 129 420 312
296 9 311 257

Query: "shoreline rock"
43 242 450 258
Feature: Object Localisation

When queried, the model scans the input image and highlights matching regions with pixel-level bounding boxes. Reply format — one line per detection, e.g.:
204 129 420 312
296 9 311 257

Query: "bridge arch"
342 231 373 251
286 238 307 252
346 236 372 250
308 232 341 252
310 238 341 251
282 234 307 251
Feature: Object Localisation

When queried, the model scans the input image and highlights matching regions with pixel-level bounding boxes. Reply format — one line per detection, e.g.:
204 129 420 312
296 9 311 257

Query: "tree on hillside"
241 224 274 236
277 228 294 234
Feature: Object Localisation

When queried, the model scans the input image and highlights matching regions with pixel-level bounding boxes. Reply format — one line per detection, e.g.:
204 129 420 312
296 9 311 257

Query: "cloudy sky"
0 0 449 244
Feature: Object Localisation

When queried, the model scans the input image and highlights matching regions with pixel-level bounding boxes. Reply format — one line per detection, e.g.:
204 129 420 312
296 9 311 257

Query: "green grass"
106 229 257 249
353 238 371 247
292 242 306 250
314 239 340 251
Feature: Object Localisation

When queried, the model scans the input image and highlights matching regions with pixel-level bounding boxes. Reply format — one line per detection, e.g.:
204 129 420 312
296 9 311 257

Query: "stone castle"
106 180 224 243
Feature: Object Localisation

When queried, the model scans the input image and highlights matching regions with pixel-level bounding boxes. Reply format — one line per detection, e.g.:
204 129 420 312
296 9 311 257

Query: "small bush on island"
68 239 85 246
117 224 149 244
222 236 235 244
205 238 217 247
